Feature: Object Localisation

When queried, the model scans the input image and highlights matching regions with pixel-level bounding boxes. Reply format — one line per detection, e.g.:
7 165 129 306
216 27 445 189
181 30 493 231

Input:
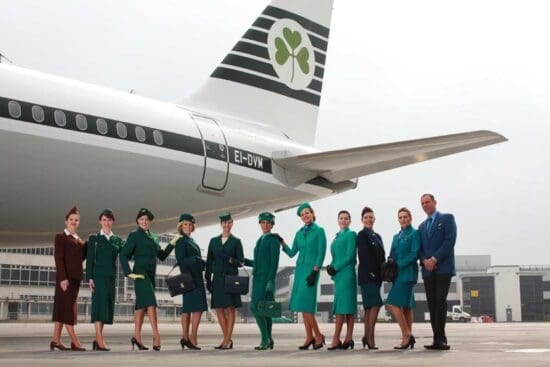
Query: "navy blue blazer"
418 212 457 278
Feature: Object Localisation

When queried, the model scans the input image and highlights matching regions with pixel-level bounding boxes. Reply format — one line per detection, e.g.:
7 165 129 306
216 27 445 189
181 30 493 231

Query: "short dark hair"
361 206 373 218
398 207 412 218
421 193 435 201
338 210 351 220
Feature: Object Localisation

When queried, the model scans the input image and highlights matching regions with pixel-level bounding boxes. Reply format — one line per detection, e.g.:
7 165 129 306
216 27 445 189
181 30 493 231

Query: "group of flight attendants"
50 193 456 353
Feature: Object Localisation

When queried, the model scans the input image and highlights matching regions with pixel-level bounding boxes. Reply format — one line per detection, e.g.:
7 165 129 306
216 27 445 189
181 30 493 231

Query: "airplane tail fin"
181 0 334 146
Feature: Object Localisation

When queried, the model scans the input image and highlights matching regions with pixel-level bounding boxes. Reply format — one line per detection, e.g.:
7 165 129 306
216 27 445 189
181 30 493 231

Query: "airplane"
0 0 506 246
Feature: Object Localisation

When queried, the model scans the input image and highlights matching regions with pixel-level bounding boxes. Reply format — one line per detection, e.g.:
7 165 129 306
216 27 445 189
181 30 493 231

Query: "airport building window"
96 118 108 135
116 122 127 138
8 101 22 118
153 130 163 145
75 114 87 131
135 126 146 142
31 105 45 122
54 110 67 127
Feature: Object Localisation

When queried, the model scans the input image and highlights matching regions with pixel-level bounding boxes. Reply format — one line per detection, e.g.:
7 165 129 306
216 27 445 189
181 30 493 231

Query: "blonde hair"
177 221 195 234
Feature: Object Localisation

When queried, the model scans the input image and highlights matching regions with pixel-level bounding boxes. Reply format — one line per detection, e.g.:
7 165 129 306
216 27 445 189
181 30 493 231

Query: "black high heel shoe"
70 342 86 351
341 339 354 350
50 341 69 351
152 345 161 351
298 338 315 350
268 339 274 350
327 341 342 351
313 335 326 350
184 339 201 350
394 335 416 350
180 338 186 350
130 337 149 351
92 340 110 351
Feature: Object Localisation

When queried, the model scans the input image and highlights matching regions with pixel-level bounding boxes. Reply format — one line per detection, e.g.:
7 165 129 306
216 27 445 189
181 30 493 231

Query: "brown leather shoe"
70 342 86 351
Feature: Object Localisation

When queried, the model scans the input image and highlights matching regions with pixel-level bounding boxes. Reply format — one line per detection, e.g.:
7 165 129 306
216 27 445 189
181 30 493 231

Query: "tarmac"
0 322 549 367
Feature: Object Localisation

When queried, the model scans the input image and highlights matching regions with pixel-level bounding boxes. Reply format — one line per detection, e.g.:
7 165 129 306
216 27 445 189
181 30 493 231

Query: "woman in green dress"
281 202 327 350
205 212 244 349
119 208 173 351
171 213 207 350
86 209 124 351
326 210 357 350
386 207 420 350
243 212 281 350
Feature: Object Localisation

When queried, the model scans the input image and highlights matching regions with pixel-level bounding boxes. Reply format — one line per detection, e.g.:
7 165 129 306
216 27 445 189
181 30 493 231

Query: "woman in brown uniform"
50 206 87 351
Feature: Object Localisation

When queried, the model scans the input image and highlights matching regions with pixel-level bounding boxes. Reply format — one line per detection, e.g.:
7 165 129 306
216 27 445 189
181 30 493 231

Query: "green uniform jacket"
244 233 280 303
119 228 172 309
283 223 326 313
86 232 124 323
389 225 420 284
174 235 207 313
206 234 244 309
329 228 357 315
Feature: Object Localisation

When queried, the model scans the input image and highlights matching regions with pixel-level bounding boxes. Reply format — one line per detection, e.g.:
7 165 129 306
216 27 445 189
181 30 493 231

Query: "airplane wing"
273 130 507 184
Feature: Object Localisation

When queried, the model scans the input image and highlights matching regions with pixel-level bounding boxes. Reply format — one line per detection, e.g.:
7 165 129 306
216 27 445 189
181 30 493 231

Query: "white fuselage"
0 64 356 245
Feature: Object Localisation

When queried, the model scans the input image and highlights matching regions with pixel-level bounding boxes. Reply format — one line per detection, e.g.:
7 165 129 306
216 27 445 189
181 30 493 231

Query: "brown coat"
54 232 87 281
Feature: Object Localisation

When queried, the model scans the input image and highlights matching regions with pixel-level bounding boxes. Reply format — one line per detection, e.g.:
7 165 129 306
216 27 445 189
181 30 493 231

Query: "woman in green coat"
281 202 327 350
386 207 420 350
171 213 207 350
119 208 173 351
86 209 124 351
243 212 281 350
326 210 357 350
205 212 244 349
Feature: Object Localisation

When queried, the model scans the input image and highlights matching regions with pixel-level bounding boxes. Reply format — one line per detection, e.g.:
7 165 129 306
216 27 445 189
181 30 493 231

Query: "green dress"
283 223 326 313
86 232 124 324
120 228 173 310
386 225 420 308
329 228 357 315
244 233 281 345
174 235 207 313
206 234 244 309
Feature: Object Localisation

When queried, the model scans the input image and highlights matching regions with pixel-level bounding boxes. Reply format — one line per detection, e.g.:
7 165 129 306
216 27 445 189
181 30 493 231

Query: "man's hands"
423 258 437 272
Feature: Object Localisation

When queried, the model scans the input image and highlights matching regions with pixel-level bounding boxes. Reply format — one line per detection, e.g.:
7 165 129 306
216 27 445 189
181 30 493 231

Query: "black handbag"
381 258 398 282
224 266 250 295
165 242 196 297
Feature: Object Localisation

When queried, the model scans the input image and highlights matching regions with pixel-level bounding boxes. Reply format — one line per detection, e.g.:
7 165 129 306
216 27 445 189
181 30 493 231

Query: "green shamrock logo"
274 27 310 82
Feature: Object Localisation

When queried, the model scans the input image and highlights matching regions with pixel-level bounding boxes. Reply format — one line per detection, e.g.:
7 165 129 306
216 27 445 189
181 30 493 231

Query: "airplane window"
75 114 87 131
8 101 22 118
96 118 108 134
153 130 163 145
31 105 45 122
135 126 146 142
116 122 127 138
54 110 67 127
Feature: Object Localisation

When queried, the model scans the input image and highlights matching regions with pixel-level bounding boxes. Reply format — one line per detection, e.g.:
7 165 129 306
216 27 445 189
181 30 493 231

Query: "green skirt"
360 283 383 310
91 275 116 324
134 275 157 310
386 281 416 309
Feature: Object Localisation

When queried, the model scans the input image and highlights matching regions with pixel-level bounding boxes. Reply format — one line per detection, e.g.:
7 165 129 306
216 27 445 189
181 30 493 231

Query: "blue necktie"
427 217 433 232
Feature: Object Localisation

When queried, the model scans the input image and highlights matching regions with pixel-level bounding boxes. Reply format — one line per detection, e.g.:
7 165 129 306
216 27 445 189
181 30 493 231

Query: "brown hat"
65 206 79 220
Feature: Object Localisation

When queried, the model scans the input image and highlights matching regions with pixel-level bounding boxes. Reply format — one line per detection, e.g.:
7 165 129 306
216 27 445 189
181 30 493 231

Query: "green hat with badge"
98 208 115 221
296 202 312 216
258 212 275 224
178 213 195 224
136 208 154 222
219 212 232 222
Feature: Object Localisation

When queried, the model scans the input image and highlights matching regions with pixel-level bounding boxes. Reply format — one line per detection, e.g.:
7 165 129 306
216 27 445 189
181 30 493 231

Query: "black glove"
326 265 337 276
195 256 207 269
272 233 284 243
206 277 213 293
306 269 319 287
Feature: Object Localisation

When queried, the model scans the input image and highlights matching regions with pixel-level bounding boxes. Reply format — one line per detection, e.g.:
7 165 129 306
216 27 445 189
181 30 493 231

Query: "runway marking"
505 349 550 353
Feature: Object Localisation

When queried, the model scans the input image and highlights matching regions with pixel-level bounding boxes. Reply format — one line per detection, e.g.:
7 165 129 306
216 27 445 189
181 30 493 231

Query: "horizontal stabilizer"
273 130 507 183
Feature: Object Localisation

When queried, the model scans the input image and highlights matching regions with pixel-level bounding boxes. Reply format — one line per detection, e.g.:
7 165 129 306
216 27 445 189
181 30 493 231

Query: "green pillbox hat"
136 208 154 222
219 212 232 222
99 208 115 221
296 202 312 216
258 212 275 224
178 213 195 223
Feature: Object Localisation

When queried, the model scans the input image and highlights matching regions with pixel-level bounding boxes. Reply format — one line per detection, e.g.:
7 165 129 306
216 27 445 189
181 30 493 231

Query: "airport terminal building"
0 244 548 323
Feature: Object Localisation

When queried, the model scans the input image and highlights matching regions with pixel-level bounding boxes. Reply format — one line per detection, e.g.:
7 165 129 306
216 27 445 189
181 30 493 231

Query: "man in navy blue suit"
419 194 457 350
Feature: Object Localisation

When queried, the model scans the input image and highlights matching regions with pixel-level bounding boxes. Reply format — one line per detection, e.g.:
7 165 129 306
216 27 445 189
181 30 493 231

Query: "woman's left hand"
88 279 95 292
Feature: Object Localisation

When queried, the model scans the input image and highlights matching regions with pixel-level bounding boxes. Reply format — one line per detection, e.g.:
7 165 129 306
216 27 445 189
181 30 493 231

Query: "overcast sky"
1 1 548 266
